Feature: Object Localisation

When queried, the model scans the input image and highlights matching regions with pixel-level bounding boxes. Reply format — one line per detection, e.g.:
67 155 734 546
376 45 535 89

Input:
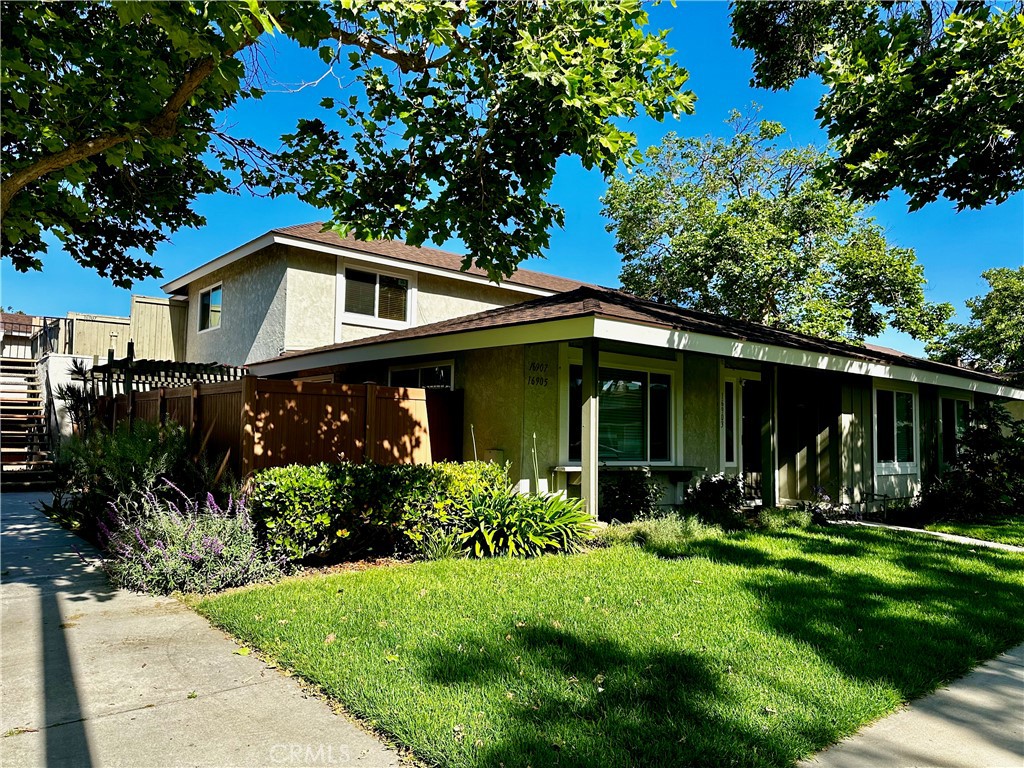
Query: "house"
241 285 1024 516
160 222 588 366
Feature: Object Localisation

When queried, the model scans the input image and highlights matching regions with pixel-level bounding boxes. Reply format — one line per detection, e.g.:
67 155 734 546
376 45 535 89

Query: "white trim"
163 231 556 298
938 391 973 467
872 380 920 477
247 312 1024 403
589 317 1024 400
197 282 223 334
248 316 597 377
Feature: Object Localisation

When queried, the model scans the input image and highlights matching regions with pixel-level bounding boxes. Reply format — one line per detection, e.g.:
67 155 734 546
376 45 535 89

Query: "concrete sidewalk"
835 519 1024 553
0 492 401 768
800 645 1024 768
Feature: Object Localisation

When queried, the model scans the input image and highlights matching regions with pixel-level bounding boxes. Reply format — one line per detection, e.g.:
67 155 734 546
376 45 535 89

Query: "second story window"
345 269 408 322
199 284 222 331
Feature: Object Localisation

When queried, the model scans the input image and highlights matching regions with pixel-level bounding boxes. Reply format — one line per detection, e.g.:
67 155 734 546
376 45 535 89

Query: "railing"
0 317 73 360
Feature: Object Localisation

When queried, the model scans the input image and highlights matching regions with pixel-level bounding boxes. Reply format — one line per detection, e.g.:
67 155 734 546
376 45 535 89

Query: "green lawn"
927 517 1024 547
198 527 1024 768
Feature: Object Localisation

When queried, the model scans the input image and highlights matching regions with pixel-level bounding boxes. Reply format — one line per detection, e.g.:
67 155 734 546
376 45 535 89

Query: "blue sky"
3 2 1022 355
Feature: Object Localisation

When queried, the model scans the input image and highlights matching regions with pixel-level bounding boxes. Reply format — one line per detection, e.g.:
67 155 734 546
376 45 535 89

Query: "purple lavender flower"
133 526 150 552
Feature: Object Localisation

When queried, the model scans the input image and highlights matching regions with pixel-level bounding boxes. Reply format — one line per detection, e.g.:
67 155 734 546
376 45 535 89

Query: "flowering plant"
100 482 283 595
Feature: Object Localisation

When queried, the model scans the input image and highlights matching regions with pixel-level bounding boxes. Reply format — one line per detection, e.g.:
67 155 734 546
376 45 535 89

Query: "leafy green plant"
101 487 283 595
247 463 353 561
459 485 594 558
599 467 665 523
48 421 204 538
916 402 1024 521
684 473 746 530
248 461 509 562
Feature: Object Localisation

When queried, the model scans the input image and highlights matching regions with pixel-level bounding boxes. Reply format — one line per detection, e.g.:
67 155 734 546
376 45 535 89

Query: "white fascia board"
275 235 553 297
592 317 1024 400
161 233 276 294
162 231 557 298
248 316 596 377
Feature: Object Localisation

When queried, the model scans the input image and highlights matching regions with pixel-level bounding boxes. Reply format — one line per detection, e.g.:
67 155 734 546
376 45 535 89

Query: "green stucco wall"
680 352 720 473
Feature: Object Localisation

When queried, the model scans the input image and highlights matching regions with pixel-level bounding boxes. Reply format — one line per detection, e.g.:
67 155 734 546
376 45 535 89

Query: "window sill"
341 312 410 332
875 463 918 477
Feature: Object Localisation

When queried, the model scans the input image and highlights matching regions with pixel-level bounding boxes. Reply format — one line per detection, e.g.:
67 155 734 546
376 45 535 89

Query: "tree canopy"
731 1 1024 211
1 0 693 287
927 266 1024 379
602 110 954 342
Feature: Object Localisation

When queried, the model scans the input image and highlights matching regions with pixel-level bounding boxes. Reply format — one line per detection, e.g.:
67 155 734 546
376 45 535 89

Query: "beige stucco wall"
459 345 527 482
185 245 287 366
416 273 525 325
521 343 561 493
680 352 720 474
284 247 336 351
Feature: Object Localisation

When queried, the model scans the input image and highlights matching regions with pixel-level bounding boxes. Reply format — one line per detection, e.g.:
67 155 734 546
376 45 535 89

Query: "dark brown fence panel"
197 381 244 467
370 385 432 465
164 389 193 428
133 390 162 424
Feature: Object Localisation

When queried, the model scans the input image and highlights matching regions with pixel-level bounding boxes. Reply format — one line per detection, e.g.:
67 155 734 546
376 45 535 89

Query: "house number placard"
527 360 550 387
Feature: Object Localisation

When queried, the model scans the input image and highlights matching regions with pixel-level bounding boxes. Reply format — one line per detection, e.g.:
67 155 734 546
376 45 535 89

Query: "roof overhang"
161 232 554 298
247 313 1024 400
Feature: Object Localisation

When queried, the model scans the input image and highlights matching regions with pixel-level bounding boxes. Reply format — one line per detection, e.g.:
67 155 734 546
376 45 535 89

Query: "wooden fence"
99 376 432 476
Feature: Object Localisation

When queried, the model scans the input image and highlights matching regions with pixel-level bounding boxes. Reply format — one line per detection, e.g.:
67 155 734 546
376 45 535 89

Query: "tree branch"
1 41 253 221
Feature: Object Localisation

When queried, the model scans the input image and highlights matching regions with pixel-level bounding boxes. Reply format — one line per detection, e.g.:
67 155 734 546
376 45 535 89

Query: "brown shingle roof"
272 222 591 294
260 286 1010 387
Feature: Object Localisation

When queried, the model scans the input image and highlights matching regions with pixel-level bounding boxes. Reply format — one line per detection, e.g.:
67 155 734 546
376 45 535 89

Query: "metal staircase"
1 358 53 491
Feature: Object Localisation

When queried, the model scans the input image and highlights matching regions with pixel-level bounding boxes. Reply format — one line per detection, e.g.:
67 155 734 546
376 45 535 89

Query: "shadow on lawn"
686 528 1024 700
413 528 1024 768
419 624 797 768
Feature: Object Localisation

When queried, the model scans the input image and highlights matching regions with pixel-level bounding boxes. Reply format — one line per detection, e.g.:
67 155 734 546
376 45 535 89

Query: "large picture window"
198 284 222 331
344 268 408 322
568 365 671 463
876 388 916 466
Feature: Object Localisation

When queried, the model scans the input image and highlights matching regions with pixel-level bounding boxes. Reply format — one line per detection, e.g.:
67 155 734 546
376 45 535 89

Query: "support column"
760 363 778 506
580 339 600 518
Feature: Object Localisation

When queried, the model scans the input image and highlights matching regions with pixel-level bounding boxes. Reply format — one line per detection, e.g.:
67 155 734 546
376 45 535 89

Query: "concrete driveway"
0 492 401 768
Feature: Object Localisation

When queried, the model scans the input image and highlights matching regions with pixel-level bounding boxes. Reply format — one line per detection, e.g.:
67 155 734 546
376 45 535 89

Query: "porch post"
760 363 778 505
580 338 600 518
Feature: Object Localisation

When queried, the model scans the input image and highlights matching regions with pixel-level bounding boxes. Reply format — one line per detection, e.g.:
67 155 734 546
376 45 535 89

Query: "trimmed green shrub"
101 488 283 595
757 506 813 532
594 515 722 557
459 485 594 557
248 460 509 562
685 473 746 530
599 468 665 522
246 463 353 561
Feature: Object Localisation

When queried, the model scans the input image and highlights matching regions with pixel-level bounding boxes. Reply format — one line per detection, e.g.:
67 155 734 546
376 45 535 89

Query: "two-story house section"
161 222 590 366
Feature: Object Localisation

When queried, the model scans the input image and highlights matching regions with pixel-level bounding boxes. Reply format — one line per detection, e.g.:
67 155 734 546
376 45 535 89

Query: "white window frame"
873 381 919 476
387 360 455 391
560 347 677 467
336 258 417 338
197 282 223 334
719 365 761 473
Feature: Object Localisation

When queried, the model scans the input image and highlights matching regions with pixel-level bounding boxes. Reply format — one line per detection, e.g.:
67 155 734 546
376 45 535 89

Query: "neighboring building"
160 222 588 366
245 286 1024 515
